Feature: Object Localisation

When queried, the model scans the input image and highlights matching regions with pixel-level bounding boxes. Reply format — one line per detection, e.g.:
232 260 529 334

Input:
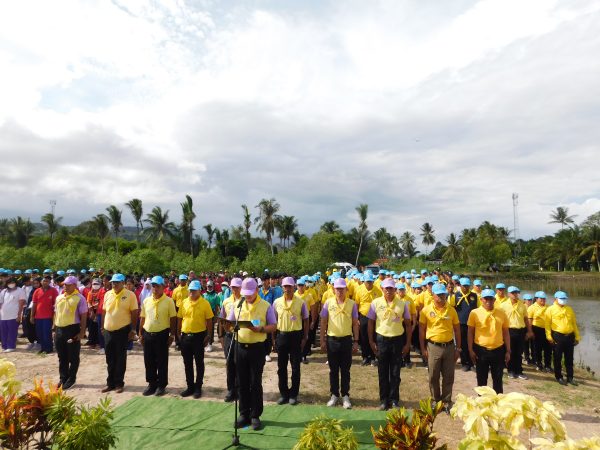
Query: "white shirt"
0 287 26 320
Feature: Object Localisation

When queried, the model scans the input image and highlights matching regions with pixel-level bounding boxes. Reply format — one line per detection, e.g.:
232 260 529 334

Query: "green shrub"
293 415 358 450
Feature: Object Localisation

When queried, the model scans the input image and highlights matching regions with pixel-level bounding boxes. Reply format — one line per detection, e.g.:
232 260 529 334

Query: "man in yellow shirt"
53 276 88 390
139 276 177 396
397 282 416 368
472 279 483 301
171 274 189 350
419 283 460 410
218 277 243 402
355 273 383 367
501 286 533 380
367 278 411 410
467 289 511 394
226 277 277 431
527 291 552 372
273 277 309 405
545 291 580 386
495 283 508 306
320 278 359 409
100 273 139 394
177 280 213 399
297 277 318 364
449 277 479 372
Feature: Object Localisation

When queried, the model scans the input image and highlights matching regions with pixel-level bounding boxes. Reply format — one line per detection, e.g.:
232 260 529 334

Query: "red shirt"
32 287 58 319
97 288 108 315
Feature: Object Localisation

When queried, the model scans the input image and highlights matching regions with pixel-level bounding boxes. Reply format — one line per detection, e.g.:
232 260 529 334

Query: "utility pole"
50 200 56 216
512 193 520 257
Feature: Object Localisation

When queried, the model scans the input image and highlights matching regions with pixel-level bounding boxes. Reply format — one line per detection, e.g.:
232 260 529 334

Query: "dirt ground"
6 335 600 448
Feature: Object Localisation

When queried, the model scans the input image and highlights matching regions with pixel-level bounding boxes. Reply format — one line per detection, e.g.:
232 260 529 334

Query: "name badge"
392 316 400 323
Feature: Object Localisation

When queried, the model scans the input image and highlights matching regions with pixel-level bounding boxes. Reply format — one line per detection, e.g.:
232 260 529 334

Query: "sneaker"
544 367 553 373
26 343 35 351
33 343 41 351
461 365 471 372
536 366 543 372
251 418 262 431
235 416 250 429
289 398 298 405
391 401 400 408
405 361 413 369
265 355 272 362
327 395 339 407
342 395 352 409
205 344 213 353
508 372 517 379
371 359 378 367
567 378 578 386
361 358 369 366
302 357 308 364
98 348 105 355
127 349 131 354
143 385 157 396
180 387 194 397
155 387 166 396
517 374 529 380
62 379 75 390
4 349 15 353
277 397 289 405
378 402 388 411
557 378 568 386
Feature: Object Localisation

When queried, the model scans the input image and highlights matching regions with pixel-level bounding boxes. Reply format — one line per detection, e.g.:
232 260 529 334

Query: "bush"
293 414 358 450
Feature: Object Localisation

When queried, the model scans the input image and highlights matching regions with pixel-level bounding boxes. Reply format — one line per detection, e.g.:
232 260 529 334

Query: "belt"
144 329 169 336
182 331 204 336
376 333 404 340
427 340 454 347
237 341 265 348
327 335 352 340
278 330 303 335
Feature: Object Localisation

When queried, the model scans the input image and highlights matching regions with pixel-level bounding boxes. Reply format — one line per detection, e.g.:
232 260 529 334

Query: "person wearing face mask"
53 276 88 389
0 277 26 352
545 291 580 386
203 280 220 353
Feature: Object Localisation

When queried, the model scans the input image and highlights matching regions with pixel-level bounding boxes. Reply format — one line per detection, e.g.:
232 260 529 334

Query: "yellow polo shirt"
235 299 271 344
398 294 417 316
415 290 434 309
322 297 357 337
369 296 409 337
419 303 459 343
54 291 86 327
102 288 138 331
467 307 508 349
273 295 306 332
177 297 214 333
141 294 176 332
500 300 528 329
172 285 189 309
545 304 580 341
220 295 242 320
527 302 548 328
495 294 508 308
355 284 383 316
296 289 316 308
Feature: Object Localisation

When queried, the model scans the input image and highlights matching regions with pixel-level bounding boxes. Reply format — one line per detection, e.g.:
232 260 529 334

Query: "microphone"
237 296 246 309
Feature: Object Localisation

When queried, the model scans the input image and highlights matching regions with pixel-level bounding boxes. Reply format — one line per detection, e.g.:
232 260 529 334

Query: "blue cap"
67 269 76 274
297 277 306 285
14 270 22 275
179 274 188 281
57 270 65 276
482 289 496 298
363 273 375 282
432 283 447 295
380 270 387 275
451 275 459 281
43 269 52 274
411 281 421 288
495 283 506 289
534 291 546 299
459 277 471 286
507 286 520 293
431 275 439 282
110 273 126 282
554 291 568 299
425 277 433 285
151 275 165 286
522 294 534 301
188 280 202 291
473 279 482 286
396 283 406 290
80 269 87 274
25 269 32 274
406 274 412 279
33 269 39 273
393 274 400 279
89 267 96 272
5 269 12 275
421 269 427 274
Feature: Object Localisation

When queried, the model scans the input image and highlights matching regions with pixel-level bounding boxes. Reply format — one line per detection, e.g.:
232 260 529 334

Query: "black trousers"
359 314 375 360
474 344 505 393
459 324 473 367
104 325 131 388
55 324 81 384
236 341 266 419
276 330 302 398
143 329 170 388
181 331 206 389
327 336 352 397
87 315 99 346
376 333 405 403
223 333 237 395
22 310 36 344
524 333 534 362
552 331 575 380
507 328 526 375
533 325 552 369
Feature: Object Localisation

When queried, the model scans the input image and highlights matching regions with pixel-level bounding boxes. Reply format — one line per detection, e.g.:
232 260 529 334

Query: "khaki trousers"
427 342 455 403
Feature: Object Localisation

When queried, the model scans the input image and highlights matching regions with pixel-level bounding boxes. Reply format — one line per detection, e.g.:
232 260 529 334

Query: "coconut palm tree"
320 221 341 233
580 226 600 272
125 198 144 241
180 195 196 256
276 215 298 249
443 233 461 262
9 217 34 248
215 228 230 257
105 205 123 252
420 222 436 258
241 204 252 248
373 227 389 258
549 206 577 230
203 224 215 249
91 214 110 253
354 204 368 266
399 231 417 258
255 198 281 255
0 218 9 241
41 212 62 245
143 206 176 243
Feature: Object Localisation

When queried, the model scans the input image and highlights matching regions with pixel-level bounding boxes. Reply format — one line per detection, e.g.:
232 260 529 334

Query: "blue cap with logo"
396 283 406 290
110 273 126 282
534 291 546 299
495 283 506 289
188 280 202 291
363 273 375 282
507 286 520 293
554 291 568 299
151 275 165 286
179 274 188 281
459 277 471 286
482 289 496 298
432 283 447 295
473 279 482 286
522 294 533 301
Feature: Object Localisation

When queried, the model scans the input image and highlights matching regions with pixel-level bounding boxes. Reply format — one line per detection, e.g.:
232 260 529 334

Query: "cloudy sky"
1 0 599 245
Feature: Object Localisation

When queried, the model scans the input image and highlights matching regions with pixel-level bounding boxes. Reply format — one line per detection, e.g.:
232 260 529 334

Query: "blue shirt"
258 287 276 305
453 291 478 324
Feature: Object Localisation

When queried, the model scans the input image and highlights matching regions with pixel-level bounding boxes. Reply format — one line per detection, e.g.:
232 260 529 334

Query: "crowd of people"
0 266 581 431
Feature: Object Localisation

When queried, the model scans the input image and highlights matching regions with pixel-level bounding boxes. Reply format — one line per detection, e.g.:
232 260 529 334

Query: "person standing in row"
501 286 533 380
218 277 243 402
203 280 220 353
140 276 177 396
419 283 460 410
527 291 553 372
273 277 309 405
30 276 58 353
296 277 318 364
467 289 511 394
449 277 478 372
177 280 213 399
367 278 411 410
545 291 580 386
100 273 139 394
227 278 277 431
0 277 26 352
522 294 535 365
54 276 88 389
355 273 382 367
320 278 359 409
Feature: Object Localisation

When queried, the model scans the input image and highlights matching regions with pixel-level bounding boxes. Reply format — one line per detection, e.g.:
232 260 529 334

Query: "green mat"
112 397 388 449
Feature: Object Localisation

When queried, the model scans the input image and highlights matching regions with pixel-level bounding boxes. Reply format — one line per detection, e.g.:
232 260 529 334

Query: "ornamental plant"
371 399 448 450
293 414 358 450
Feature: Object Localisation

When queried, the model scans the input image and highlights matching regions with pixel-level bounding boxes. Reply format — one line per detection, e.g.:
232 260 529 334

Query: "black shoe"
361 358 369 366
391 401 400 408
251 418 262 430
405 361 413 369
277 397 289 405
371 359 378 367
180 387 194 397
143 385 157 396
155 387 166 396
101 386 115 393
235 416 250 429
302 356 309 364
378 402 388 411
536 366 543 372
544 367 553 373
567 378 578 386
224 392 235 402
193 388 202 399
62 379 75 390
557 378 568 386
461 365 471 372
